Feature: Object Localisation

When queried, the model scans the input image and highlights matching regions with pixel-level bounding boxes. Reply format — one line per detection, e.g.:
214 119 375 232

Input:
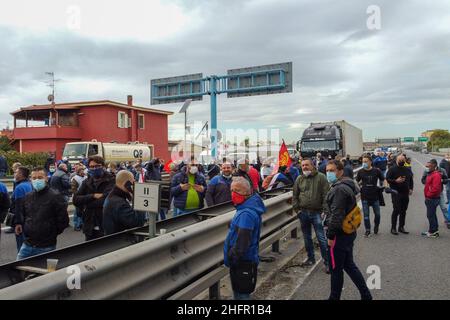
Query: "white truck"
297 120 363 162
63 140 153 165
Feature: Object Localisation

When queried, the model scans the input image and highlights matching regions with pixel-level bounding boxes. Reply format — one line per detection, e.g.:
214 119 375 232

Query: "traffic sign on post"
403 137 414 142
418 137 429 142
134 183 161 238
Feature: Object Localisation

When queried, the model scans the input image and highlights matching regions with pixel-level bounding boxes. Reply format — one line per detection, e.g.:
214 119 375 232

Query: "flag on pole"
278 139 292 167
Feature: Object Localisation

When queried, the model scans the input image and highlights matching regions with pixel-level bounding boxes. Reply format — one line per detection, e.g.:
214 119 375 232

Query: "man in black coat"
73 156 115 241
50 163 72 201
145 158 162 181
103 170 145 235
0 155 7 178
15 167 69 260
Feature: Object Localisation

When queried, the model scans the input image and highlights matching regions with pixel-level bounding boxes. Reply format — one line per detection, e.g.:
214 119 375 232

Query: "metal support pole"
210 76 218 159
272 240 280 253
184 111 187 159
209 282 220 300
148 212 157 238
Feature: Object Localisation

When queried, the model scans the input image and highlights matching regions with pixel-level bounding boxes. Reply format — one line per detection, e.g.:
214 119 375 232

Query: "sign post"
133 183 161 238
151 62 293 159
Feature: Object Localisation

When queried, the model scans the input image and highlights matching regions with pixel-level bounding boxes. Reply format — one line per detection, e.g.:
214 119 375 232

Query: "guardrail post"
291 227 298 239
209 282 220 300
272 240 280 253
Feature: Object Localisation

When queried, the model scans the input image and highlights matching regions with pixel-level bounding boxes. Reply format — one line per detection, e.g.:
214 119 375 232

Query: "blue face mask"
363 163 369 169
327 172 338 184
32 179 47 192
89 168 104 178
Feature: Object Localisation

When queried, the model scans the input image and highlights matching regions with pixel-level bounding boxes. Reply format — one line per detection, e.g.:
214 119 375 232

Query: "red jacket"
424 170 442 199
248 167 260 192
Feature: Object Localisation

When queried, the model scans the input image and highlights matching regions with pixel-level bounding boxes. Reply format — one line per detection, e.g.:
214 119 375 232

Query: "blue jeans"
362 200 381 231
425 198 440 233
173 208 197 217
439 192 448 223
233 291 251 300
15 233 25 253
17 243 56 260
298 211 328 265
73 207 83 229
446 182 450 205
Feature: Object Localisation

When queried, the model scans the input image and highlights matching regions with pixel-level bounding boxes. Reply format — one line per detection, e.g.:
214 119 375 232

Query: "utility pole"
45 72 61 104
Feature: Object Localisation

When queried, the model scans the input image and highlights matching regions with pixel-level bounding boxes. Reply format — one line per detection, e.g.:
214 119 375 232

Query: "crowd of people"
0 149 449 301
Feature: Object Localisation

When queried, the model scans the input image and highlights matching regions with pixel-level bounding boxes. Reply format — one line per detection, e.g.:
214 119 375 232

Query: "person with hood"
49 163 72 202
205 162 233 206
73 156 115 241
170 158 207 216
421 159 444 237
324 160 372 300
145 158 162 181
103 170 146 235
223 177 266 300
15 167 69 260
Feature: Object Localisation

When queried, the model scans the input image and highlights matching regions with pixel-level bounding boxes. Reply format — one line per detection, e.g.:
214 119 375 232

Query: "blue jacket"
0 156 7 174
223 193 266 267
288 165 300 182
205 175 232 206
11 179 33 226
373 156 388 171
170 170 207 210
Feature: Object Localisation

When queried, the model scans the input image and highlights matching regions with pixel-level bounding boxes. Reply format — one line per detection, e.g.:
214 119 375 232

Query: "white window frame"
138 114 145 129
118 111 128 128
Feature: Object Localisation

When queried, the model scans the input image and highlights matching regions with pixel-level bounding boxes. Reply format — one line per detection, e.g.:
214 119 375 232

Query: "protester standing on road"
224 177 266 300
205 162 233 206
341 158 354 179
71 167 87 231
102 170 145 235
145 158 162 181
293 158 330 272
356 155 385 237
15 167 69 260
49 163 71 203
386 154 414 235
9 167 33 251
0 181 10 243
439 154 450 205
422 162 449 228
373 152 388 177
73 156 115 241
170 158 207 216
421 159 443 238
0 155 8 178
324 160 372 300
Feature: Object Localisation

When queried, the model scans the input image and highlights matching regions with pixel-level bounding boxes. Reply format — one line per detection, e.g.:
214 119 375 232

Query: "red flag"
164 160 173 173
278 140 292 168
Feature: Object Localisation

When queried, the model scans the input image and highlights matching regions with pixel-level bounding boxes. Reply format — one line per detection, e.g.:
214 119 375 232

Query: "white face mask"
189 166 198 175
303 170 312 177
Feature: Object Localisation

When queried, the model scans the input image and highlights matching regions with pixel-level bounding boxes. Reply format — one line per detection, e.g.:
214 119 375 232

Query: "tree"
428 130 450 151
0 136 13 152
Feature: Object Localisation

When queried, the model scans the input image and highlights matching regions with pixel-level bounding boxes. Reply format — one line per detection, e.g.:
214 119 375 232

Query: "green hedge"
0 151 49 175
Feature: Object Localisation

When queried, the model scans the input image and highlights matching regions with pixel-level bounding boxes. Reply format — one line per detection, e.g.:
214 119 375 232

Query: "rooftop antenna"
44 72 61 104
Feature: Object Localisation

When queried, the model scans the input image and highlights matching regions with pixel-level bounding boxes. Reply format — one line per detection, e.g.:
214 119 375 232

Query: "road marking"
413 158 426 169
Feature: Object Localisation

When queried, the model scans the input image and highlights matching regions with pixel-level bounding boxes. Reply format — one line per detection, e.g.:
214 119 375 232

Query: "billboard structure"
151 62 293 158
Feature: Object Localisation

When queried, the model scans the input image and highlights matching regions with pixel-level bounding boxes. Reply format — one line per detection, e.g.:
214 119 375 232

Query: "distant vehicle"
63 140 153 165
421 149 429 154
296 120 363 162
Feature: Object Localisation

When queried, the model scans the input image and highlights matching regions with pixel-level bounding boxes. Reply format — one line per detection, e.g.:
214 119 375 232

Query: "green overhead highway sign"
403 137 414 142
418 137 429 142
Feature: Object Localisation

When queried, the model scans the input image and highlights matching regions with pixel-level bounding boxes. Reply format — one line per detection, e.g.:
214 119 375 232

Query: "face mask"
363 163 369 169
232 192 247 206
425 168 430 173
398 161 405 167
32 179 47 192
222 173 232 179
303 170 312 177
124 181 134 194
189 166 198 175
327 172 338 184
89 167 104 178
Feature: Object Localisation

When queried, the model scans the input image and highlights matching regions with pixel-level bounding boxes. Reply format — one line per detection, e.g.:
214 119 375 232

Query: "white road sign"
133 183 160 213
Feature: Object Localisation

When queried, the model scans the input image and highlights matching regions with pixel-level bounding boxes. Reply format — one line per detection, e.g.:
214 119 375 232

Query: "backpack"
342 205 362 234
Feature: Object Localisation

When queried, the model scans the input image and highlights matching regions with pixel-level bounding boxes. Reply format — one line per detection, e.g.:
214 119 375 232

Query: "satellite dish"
48 94 55 102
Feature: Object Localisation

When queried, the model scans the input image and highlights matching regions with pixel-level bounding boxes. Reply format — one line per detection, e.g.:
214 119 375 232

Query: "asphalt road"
292 151 450 300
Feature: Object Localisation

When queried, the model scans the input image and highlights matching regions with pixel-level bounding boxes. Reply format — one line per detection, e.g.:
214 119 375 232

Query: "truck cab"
63 142 102 164
297 124 342 159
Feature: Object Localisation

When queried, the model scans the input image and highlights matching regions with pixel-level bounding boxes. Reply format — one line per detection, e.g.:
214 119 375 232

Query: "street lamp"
179 99 192 159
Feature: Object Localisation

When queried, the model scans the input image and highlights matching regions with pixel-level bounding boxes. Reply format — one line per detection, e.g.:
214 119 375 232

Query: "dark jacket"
205 175 232 206
0 156 7 174
15 186 69 248
145 160 162 181
343 164 354 179
325 178 358 240
223 193 266 267
386 164 414 195
170 170 207 210
439 159 450 178
0 182 10 222
207 164 221 180
10 179 33 226
50 168 71 197
103 187 145 235
73 171 115 237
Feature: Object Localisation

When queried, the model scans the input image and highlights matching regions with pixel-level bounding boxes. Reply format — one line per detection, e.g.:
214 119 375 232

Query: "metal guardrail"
0 190 294 300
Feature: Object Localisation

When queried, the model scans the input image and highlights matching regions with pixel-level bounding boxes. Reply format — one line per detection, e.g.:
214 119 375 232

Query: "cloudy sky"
1 0 449 144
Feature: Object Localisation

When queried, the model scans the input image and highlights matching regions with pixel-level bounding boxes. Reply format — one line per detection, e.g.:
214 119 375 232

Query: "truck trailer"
296 120 363 162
